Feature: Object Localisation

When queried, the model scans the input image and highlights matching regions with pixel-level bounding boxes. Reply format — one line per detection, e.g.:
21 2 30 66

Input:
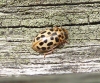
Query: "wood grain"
0 74 100 83
0 0 100 76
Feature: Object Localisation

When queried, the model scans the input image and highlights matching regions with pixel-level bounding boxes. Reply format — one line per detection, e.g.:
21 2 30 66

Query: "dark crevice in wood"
12 1 100 7
6 40 24 42
0 21 100 28
62 21 100 26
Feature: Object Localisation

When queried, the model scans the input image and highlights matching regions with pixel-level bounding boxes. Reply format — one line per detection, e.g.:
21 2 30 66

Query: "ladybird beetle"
32 27 68 58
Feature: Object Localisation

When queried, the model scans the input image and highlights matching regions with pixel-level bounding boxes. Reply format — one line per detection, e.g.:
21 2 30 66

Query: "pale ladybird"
32 27 68 58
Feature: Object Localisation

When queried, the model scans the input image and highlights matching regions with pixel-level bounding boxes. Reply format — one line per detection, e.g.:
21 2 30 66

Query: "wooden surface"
0 73 100 83
0 0 100 76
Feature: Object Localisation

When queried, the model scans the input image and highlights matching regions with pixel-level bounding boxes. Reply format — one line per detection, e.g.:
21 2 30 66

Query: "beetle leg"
64 40 69 44
44 50 54 59
43 45 58 59
59 38 65 45
59 38 69 44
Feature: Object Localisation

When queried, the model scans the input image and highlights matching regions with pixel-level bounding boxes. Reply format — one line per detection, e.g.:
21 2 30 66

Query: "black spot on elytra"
39 42 44 46
50 36 54 40
55 37 59 42
41 35 45 38
42 47 46 50
44 39 47 43
59 29 62 31
41 31 46 34
61 28 64 31
61 33 63 35
52 32 57 36
47 42 53 46
47 47 50 49
54 44 57 46
55 29 58 31
50 28 53 31
36 37 40 40
61 36 64 39
37 46 40 49
58 35 61 37
47 32 51 35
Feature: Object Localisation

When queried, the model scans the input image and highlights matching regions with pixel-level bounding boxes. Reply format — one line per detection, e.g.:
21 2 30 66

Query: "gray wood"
0 74 100 83
0 0 100 76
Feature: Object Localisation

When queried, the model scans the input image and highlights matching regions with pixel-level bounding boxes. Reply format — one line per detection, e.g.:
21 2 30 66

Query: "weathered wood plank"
0 0 100 27
0 0 100 76
0 26 100 76
0 74 100 83
1 0 100 6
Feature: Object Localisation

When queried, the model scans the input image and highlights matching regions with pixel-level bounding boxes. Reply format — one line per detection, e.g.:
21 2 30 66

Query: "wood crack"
0 21 100 28
10 1 100 7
